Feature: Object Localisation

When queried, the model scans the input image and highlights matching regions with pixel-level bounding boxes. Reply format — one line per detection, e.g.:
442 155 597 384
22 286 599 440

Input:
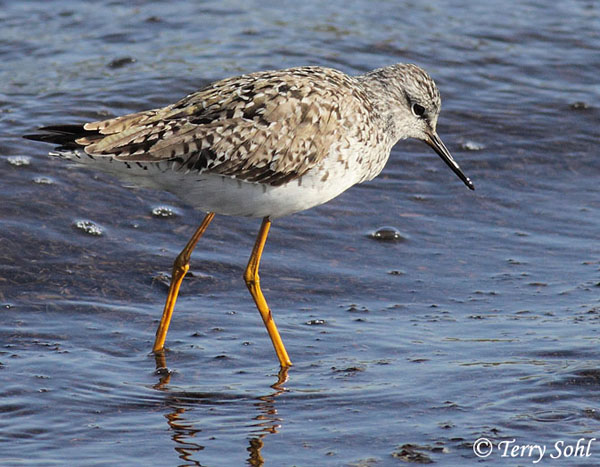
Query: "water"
1 0 599 465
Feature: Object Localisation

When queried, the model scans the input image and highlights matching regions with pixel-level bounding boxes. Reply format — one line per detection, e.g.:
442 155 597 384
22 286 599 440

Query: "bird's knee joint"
172 255 190 276
244 271 259 287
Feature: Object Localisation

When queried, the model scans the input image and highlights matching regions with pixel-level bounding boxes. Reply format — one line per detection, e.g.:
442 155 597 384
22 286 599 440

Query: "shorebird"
25 63 473 368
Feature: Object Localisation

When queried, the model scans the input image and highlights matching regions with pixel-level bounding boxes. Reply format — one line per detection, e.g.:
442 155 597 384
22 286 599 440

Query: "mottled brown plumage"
70 67 380 186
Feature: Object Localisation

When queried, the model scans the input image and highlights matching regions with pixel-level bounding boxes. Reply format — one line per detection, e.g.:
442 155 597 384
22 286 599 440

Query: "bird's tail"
23 124 101 153
23 123 178 189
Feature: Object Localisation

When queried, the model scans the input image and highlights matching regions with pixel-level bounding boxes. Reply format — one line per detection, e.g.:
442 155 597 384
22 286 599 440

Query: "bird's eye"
411 103 426 117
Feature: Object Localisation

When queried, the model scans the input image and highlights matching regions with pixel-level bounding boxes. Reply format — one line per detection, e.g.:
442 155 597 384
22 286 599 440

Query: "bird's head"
363 63 474 190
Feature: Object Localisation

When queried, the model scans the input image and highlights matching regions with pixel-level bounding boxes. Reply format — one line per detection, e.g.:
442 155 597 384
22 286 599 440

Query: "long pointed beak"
425 131 474 190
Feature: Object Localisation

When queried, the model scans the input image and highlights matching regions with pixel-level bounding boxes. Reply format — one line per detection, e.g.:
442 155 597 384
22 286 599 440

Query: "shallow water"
2 0 600 465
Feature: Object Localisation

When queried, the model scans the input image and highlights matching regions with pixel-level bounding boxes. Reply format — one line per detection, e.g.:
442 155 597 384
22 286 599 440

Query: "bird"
25 63 474 369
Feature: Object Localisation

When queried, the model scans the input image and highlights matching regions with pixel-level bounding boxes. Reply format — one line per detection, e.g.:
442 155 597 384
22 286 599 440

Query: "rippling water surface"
1 0 599 465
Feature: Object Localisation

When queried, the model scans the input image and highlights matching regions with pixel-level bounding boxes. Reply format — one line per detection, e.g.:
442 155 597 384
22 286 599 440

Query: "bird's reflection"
153 351 288 466
165 407 205 466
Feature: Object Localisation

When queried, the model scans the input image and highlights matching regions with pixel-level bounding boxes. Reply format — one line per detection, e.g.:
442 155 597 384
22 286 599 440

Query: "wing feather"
69 67 370 185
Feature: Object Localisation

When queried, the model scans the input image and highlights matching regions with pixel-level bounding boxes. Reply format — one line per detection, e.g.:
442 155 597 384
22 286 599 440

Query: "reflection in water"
153 352 288 466
246 371 287 466
165 408 205 466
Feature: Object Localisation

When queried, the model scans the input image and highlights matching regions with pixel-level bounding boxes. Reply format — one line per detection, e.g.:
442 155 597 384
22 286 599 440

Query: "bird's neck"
356 72 405 146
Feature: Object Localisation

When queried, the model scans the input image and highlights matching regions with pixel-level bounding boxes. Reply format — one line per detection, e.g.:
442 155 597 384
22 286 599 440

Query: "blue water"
1 0 599 465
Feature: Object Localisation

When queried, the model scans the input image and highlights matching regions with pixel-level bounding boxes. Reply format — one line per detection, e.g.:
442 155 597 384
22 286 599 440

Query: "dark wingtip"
23 124 88 148
23 133 47 142
34 124 86 134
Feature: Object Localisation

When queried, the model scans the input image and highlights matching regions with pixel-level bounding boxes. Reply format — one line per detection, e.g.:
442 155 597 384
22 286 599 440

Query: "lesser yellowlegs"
25 64 473 368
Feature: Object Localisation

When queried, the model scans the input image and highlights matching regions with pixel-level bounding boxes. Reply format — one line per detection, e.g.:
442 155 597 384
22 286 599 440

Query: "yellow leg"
153 212 215 353
244 217 292 368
